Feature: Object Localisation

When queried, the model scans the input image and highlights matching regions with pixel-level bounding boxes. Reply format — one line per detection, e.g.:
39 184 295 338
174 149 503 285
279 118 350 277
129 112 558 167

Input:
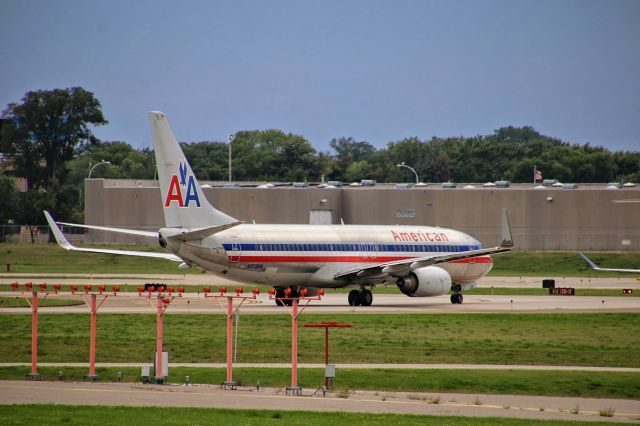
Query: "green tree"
16 190 54 243
1 87 107 191
329 137 376 181
181 141 228 181
231 130 317 181
0 175 20 241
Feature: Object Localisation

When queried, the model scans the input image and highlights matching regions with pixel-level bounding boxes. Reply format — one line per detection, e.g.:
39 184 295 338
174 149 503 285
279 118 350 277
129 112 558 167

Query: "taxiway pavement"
1 380 638 423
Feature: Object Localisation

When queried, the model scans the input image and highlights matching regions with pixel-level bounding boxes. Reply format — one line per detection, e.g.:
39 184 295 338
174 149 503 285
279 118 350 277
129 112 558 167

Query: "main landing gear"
274 287 298 306
450 283 463 304
348 289 373 306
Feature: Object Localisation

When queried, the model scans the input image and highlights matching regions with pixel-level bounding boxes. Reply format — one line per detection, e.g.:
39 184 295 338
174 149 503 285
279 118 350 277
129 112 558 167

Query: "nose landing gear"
450 283 463 304
450 293 463 304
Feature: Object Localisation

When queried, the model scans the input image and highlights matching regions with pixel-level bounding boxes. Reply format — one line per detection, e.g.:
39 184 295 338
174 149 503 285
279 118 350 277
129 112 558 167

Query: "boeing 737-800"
45 111 513 306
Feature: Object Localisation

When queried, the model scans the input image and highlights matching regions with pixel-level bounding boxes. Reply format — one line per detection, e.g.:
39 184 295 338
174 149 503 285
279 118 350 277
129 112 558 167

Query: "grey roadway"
1 380 639 423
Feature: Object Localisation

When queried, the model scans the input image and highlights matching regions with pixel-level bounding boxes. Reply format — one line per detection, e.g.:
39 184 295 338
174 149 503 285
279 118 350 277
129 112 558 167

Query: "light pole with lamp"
88 161 111 179
228 134 235 182
396 161 419 184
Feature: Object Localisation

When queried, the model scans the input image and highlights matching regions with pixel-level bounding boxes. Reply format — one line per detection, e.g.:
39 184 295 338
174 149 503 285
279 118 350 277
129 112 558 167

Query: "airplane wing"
44 211 182 261
335 208 513 280
579 252 640 273
334 246 512 280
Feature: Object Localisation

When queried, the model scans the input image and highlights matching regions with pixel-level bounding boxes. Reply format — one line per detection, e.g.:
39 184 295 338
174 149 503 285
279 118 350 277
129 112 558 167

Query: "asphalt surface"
2 380 639 423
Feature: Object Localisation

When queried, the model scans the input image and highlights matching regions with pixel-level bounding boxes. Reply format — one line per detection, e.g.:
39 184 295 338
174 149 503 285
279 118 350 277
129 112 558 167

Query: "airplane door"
228 236 241 263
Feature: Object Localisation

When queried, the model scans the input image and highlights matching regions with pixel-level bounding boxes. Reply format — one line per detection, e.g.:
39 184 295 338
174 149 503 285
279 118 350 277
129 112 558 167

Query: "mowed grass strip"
0 404 615 426
0 296 84 308
0 243 199 274
1 366 638 400
0 313 638 367
488 251 640 277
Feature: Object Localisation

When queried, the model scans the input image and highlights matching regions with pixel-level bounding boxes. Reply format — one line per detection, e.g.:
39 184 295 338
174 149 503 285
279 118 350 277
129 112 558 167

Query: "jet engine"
396 266 452 297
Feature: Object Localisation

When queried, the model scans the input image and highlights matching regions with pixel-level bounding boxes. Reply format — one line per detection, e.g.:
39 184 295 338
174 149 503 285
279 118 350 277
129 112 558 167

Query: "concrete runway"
1 380 639 423
1 290 638 314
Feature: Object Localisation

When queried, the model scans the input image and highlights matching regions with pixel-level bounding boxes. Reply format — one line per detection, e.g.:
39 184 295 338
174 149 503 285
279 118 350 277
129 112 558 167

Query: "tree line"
1 87 639 237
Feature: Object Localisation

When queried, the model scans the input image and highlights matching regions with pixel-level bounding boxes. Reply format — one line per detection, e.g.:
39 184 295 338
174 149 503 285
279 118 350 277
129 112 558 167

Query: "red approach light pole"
148 291 174 384
81 288 117 381
206 287 260 389
303 322 352 389
15 283 49 380
269 288 324 395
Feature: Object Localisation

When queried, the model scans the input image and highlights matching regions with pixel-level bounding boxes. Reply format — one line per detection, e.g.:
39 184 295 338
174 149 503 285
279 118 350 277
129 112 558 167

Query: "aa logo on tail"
164 161 201 208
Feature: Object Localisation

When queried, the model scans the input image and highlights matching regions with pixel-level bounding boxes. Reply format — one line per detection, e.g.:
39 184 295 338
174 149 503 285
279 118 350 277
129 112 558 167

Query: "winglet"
500 208 513 248
579 252 600 270
44 211 75 250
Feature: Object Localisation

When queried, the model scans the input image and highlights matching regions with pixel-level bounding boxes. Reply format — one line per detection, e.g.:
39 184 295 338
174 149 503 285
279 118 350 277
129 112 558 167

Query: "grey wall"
85 179 640 251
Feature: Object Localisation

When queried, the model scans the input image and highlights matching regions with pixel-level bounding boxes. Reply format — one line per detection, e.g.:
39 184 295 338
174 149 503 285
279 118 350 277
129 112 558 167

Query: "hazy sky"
1 0 639 152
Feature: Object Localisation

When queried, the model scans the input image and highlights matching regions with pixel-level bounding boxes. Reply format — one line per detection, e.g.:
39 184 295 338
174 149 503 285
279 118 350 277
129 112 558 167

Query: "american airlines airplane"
45 111 514 306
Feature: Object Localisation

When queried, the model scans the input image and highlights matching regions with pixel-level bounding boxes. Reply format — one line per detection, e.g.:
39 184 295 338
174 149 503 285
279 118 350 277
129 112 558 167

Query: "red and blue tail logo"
164 161 201 208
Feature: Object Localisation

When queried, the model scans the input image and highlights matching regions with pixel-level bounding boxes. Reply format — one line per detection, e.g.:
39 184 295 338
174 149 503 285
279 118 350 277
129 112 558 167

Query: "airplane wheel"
457 293 463 304
359 289 373 306
275 288 285 306
450 294 457 304
348 289 360 306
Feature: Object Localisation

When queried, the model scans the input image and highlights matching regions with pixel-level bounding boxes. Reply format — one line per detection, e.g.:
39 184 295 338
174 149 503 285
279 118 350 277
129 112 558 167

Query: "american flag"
535 169 542 181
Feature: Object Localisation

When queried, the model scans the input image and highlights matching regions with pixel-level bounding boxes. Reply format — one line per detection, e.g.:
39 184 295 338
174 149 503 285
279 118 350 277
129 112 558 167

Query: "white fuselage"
164 224 493 288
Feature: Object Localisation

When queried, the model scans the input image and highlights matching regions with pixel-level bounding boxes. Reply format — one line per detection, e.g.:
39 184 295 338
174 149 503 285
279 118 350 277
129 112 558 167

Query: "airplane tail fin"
149 111 238 229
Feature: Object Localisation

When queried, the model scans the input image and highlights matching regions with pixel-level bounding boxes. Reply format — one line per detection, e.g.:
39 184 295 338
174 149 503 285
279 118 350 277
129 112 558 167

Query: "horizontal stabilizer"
55 221 158 238
168 221 244 242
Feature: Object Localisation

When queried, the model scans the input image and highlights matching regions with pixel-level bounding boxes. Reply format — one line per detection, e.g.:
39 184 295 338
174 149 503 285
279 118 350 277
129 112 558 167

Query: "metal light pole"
88 161 111 179
228 134 235 182
396 162 419 184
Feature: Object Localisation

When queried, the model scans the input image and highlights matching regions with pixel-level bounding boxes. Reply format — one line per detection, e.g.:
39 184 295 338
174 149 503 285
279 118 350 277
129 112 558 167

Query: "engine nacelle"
396 266 452 297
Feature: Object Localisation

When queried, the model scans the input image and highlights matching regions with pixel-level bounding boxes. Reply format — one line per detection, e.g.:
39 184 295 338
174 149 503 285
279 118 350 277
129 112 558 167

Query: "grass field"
0 244 200 274
1 366 638 400
0 296 83 308
0 405 620 426
1 313 638 367
1 243 638 276
489 251 640 277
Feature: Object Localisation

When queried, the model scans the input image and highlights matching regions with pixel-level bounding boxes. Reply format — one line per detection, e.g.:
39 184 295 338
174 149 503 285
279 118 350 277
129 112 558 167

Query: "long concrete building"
84 179 640 251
